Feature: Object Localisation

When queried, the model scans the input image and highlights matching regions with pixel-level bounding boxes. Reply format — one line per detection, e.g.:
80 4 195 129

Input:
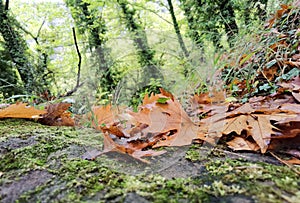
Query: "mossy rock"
0 119 299 202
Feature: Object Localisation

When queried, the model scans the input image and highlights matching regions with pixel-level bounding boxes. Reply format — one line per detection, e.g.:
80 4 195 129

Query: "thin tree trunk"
4 0 8 10
167 0 189 58
179 0 204 47
66 0 116 92
118 0 163 85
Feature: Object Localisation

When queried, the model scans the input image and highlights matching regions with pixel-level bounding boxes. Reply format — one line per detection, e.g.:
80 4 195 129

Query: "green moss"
1 119 299 203
205 159 300 202
185 145 202 162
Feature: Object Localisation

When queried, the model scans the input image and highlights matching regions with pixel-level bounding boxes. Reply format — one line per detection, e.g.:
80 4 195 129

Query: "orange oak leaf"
0 103 46 119
228 113 296 153
88 105 116 130
130 91 199 148
101 124 126 138
102 133 166 163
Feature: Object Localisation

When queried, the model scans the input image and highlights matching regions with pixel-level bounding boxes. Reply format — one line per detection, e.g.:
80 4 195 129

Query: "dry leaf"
227 137 260 151
0 103 46 119
284 157 300 165
39 103 74 126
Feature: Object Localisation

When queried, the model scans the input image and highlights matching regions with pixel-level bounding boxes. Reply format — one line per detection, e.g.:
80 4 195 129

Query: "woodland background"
0 0 294 107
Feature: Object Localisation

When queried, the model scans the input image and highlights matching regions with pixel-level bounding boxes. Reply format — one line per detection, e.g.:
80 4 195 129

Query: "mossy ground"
0 119 299 202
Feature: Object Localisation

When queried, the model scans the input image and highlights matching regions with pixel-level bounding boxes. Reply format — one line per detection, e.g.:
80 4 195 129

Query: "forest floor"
0 119 299 203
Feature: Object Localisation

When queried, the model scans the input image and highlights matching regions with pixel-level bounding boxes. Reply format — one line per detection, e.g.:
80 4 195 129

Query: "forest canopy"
0 0 296 107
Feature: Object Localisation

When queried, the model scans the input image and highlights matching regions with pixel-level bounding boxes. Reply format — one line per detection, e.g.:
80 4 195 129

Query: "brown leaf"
278 76 300 91
204 101 297 153
89 105 116 129
102 133 165 163
269 133 300 151
262 66 279 81
129 92 197 147
292 92 300 102
192 93 212 104
284 157 300 165
0 103 46 119
39 103 74 126
101 124 126 138
148 97 199 147
279 103 300 114
267 4 290 28
283 60 300 69
142 93 160 106
227 137 260 151
159 88 174 101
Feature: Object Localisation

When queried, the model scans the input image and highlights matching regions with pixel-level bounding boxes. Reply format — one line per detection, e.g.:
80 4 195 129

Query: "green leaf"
157 97 170 104
239 52 256 66
266 60 277 68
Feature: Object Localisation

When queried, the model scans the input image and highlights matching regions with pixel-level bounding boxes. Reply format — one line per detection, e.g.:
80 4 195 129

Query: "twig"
72 27 81 88
17 19 46 45
61 27 83 97
270 152 300 175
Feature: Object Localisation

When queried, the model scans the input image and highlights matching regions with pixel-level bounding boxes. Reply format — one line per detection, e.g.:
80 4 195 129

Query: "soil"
0 119 299 203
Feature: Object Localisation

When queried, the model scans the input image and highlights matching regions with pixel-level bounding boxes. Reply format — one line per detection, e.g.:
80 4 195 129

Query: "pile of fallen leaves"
194 76 300 164
0 3 299 165
1 83 299 165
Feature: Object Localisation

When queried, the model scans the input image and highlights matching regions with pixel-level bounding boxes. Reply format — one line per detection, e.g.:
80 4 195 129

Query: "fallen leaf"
284 157 300 165
89 105 116 129
0 103 46 119
39 103 74 126
102 133 166 163
227 137 260 151
279 103 300 113
292 92 300 102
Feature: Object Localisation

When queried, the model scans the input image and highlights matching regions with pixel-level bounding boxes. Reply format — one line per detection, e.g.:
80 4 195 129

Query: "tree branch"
16 18 45 45
62 27 83 97
36 19 46 41
72 27 81 88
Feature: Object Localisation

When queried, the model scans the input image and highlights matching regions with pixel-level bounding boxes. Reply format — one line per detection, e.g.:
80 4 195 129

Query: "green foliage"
220 2 300 100
118 0 163 82
0 41 23 97
130 78 162 110
66 0 123 100
179 0 269 48
3 0 296 107
0 1 56 96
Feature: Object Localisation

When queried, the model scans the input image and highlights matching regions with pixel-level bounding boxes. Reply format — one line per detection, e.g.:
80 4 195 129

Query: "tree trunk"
179 0 203 47
0 0 34 93
167 0 189 58
66 0 116 93
118 0 163 86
